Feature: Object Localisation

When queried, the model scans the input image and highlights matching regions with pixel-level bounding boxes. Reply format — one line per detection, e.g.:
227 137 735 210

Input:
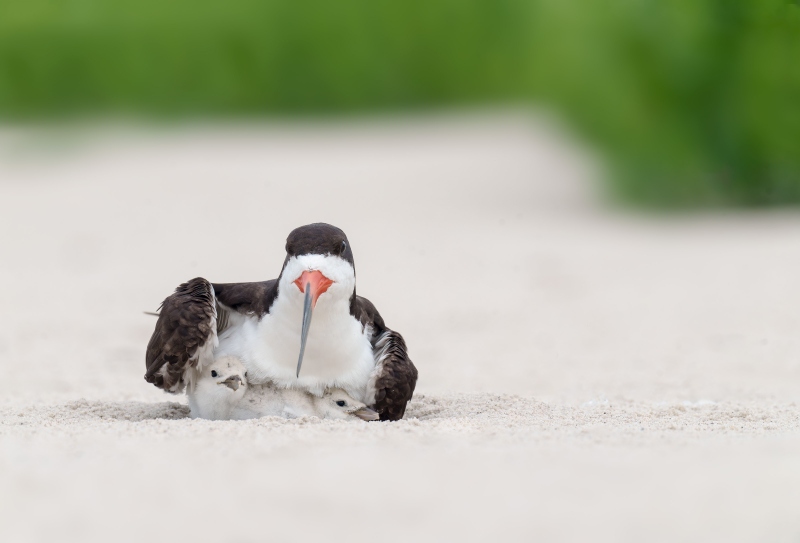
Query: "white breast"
214 255 376 401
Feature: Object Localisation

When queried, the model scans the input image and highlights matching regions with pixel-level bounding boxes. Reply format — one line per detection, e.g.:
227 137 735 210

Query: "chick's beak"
222 375 242 391
354 407 380 421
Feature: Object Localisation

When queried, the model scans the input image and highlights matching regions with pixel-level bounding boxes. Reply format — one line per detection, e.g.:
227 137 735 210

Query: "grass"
1 0 798 207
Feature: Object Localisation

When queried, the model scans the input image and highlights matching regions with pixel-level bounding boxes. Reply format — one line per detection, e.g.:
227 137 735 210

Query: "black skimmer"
144 223 418 421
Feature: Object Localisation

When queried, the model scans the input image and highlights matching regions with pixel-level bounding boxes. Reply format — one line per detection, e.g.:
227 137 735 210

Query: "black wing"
212 279 278 319
354 296 418 421
144 278 279 393
144 278 217 393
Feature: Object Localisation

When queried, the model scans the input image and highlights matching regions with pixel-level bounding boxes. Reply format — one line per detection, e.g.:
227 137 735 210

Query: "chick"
189 356 379 421
187 356 247 420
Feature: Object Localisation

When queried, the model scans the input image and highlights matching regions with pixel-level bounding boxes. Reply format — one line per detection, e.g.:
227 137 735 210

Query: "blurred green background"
1 0 798 207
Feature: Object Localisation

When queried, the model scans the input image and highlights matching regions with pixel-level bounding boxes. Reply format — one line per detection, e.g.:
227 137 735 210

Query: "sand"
1 114 799 542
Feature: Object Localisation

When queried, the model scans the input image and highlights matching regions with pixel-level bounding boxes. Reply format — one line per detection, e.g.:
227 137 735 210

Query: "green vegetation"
1 0 798 207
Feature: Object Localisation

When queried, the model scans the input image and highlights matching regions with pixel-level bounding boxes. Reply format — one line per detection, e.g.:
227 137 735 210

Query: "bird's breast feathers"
215 296 376 401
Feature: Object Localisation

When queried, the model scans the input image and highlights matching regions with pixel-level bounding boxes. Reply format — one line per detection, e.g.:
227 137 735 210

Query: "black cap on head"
285 223 354 265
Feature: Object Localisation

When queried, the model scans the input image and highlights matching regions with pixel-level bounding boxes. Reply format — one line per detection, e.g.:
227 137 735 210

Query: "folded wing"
356 296 418 421
144 278 218 393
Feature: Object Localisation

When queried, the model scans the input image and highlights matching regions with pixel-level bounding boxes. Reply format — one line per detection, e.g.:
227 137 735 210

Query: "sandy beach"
1 115 799 542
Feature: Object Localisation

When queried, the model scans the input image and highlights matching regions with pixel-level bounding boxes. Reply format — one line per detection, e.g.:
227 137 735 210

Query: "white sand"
1 115 799 542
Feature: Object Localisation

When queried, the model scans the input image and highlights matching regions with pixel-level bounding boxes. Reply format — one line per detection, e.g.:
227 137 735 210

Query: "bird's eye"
211 370 218 377
340 241 347 255
336 400 347 407
244 372 248 379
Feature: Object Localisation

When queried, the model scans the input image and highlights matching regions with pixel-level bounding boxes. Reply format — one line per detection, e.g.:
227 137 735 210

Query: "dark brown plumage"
351 295 418 420
213 280 278 319
371 330 417 421
144 278 216 393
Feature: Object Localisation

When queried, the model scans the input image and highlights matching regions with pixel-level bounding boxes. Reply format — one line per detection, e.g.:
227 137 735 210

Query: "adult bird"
144 223 417 421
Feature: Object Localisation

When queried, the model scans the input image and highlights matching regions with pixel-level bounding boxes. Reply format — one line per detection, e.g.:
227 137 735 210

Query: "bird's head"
315 389 379 421
279 223 357 377
197 356 248 402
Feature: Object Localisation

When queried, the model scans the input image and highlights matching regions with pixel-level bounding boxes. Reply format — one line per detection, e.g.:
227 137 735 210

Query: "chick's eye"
339 241 347 255
336 400 347 407
211 370 218 377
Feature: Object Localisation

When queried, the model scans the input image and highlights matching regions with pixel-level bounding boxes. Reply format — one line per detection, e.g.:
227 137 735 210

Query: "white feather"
189 356 375 421
214 254 376 401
